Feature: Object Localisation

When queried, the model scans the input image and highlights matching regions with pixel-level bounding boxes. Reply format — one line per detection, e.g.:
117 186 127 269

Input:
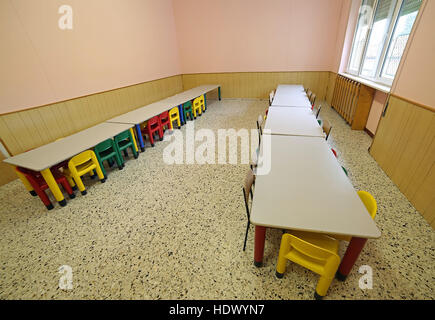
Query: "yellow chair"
276 231 340 299
199 94 206 112
63 150 105 195
169 107 181 129
331 191 377 242
192 97 202 118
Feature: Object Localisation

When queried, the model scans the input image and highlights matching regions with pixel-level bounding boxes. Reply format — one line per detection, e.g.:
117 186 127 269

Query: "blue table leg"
135 124 145 152
218 87 221 100
178 104 184 125
204 93 207 111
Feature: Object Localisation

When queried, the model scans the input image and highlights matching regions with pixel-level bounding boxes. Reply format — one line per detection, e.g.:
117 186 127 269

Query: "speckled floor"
0 99 434 300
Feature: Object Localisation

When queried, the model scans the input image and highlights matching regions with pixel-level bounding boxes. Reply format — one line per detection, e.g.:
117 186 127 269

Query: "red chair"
142 116 163 147
159 111 171 132
331 148 337 158
16 167 75 210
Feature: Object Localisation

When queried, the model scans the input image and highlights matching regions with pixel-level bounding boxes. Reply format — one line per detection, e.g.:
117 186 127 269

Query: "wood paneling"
0 75 183 185
370 95 435 228
182 71 331 101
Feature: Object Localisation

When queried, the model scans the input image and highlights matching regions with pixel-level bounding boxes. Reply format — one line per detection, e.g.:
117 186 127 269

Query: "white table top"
271 84 312 107
250 135 381 239
264 107 324 137
107 85 220 124
3 122 133 171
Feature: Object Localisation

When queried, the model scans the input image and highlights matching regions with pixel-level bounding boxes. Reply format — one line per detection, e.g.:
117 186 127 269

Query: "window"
347 0 421 85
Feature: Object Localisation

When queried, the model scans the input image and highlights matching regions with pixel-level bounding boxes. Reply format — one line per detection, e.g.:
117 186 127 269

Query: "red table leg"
254 226 267 267
336 237 367 281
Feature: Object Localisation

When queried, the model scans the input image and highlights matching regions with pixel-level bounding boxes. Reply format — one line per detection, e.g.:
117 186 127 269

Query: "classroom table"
107 85 221 151
250 135 381 280
263 107 324 137
271 84 312 108
3 122 134 205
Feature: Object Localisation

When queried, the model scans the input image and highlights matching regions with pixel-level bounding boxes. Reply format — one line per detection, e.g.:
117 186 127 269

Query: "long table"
107 84 221 151
3 122 134 204
271 84 312 108
263 107 324 137
251 135 381 278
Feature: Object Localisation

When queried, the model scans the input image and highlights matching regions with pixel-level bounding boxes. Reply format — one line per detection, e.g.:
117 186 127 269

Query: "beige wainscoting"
0 75 183 186
370 95 435 228
182 71 332 101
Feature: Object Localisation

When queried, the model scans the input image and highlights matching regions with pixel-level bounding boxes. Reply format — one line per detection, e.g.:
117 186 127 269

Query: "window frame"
346 0 417 86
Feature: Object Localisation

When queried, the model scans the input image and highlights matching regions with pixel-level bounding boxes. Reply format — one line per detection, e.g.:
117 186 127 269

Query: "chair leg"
98 159 107 178
243 221 250 251
123 149 129 158
59 178 75 199
29 180 53 210
315 276 334 298
275 234 291 278
73 174 86 195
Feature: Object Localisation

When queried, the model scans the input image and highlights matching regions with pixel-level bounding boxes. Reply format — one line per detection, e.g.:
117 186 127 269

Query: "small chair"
322 120 332 140
331 148 337 158
313 105 321 118
242 169 255 251
256 115 264 144
183 101 194 122
269 90 275 106
63 150 105 195
199 95 206 112
177 104 185 125
94 139 123 178
169 107 181 129
192 96 202 118
142 116 163 147
16 167 75 210
114 130 138 163
307 90 313 101
276 231 341 299
310 93 317 108
159 111 171 132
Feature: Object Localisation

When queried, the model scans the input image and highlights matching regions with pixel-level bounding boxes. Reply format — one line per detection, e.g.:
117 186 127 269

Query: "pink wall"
337 0 361 73
173 0 350 74
391 0 435 109
0 0 181 114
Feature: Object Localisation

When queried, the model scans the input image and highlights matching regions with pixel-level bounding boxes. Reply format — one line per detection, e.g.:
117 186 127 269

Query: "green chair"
183 101 194 122
114 130 138 165
94 139 123 178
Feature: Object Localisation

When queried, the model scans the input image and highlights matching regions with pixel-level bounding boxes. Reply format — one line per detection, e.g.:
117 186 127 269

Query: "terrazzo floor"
0 99 434 300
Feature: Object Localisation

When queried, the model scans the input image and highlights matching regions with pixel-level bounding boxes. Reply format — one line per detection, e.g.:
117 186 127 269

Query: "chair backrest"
114 130 131 144
148 116 160 126
199 95 205 105
159 111 169 120
322 120 332 140
310 93 316 105
307 90 313 100
283 233 340 274
242 169 255 217
269 90 275 105
169 106 179 116
69 150 94 168
15 166 39 181
315 105 322 118
193 97 201 108
357 191 377 220
184 101 192 108
257 115 263 138
95 139 114 153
